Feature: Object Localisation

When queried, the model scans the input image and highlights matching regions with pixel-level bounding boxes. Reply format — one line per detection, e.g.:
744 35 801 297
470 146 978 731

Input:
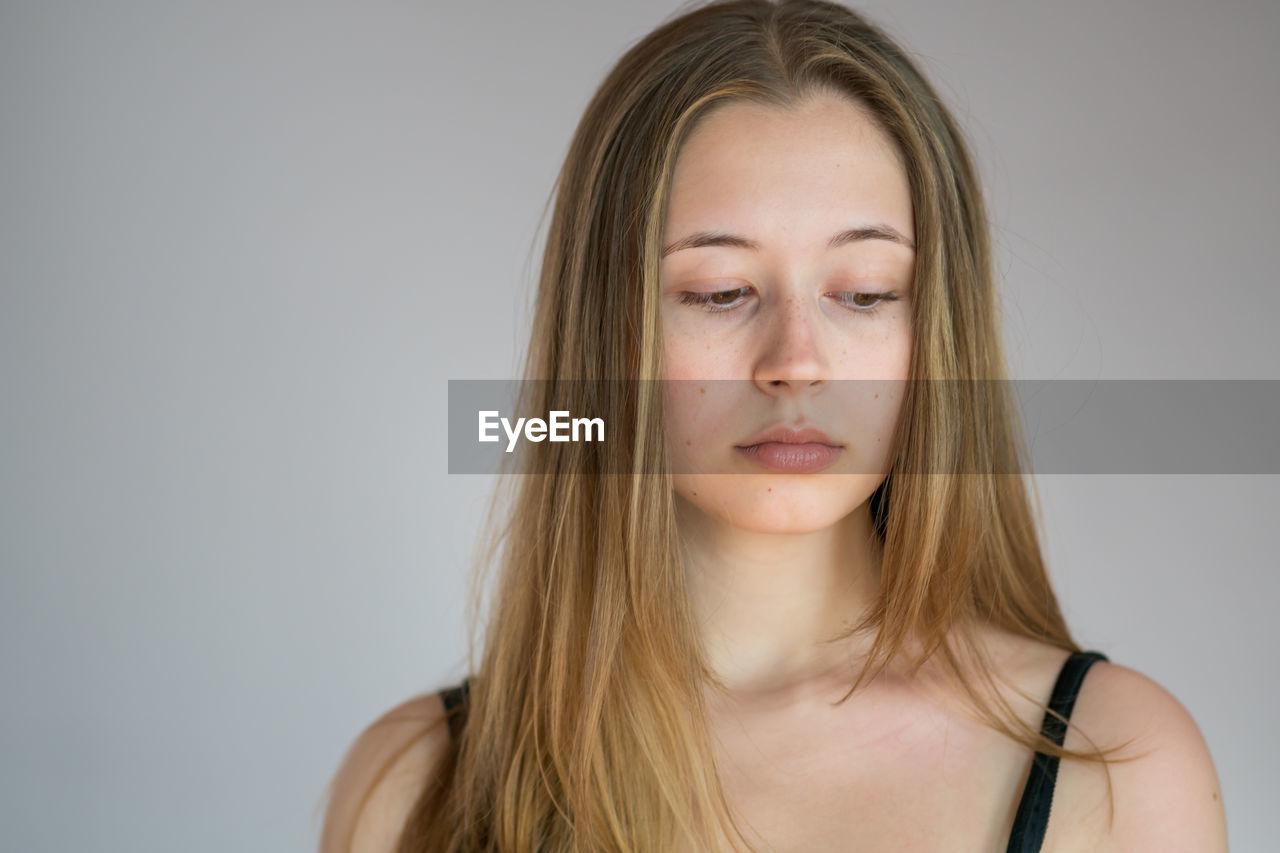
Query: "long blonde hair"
395 1 1137 849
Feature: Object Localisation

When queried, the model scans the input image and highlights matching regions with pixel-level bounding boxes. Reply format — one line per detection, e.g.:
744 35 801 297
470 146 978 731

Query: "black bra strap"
439 677 471 743
1005 649 1109 853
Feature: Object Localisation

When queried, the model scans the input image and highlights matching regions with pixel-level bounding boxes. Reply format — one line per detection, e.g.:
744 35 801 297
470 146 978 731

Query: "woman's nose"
751 293 829 396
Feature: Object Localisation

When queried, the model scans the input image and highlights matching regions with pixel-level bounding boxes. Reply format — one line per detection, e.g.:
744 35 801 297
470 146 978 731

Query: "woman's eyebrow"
661 224 914 257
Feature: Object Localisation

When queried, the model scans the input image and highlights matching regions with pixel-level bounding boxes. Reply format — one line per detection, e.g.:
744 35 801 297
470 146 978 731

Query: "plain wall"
1 1 1275 850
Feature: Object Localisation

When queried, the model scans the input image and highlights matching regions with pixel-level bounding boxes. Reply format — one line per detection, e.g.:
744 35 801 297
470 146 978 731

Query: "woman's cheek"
663 331 744 381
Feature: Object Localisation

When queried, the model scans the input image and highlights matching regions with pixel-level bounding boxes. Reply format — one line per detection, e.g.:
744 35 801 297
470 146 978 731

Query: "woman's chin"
673 478 875 536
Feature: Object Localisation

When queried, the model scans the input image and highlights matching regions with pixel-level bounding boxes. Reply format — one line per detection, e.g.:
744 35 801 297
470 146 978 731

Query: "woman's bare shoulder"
1054 653 1233 845
970 629 1227 851
318 691 453 853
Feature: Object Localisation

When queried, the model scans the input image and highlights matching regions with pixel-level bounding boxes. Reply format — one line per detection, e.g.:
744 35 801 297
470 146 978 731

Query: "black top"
1005 649 1109 852
439 677 470 742
436 648 1109 853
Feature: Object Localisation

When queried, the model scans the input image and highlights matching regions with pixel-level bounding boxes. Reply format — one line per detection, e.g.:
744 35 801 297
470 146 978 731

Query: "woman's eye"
678 286 753 313
831 291 900 312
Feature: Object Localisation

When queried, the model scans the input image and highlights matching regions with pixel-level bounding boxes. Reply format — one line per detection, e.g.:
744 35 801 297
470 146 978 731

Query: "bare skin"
322 631 1221 853
695 627 1081 852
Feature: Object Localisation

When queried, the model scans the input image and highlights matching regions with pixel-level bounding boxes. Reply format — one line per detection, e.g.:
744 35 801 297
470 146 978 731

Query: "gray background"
1 1 1274 850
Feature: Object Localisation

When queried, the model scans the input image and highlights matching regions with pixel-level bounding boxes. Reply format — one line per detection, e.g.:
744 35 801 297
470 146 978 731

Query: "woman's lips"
735 441 843 473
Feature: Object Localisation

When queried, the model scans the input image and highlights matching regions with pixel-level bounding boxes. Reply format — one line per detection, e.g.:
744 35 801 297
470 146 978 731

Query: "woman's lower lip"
734 442 843 473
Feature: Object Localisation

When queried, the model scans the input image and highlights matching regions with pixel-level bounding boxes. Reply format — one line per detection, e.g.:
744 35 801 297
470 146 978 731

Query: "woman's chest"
703 692 1035 852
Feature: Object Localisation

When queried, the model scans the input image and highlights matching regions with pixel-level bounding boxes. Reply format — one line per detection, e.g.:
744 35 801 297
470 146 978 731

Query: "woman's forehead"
664 94 915 253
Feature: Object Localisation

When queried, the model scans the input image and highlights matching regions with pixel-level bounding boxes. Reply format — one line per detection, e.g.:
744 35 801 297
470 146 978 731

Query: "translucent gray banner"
447 380 1280 475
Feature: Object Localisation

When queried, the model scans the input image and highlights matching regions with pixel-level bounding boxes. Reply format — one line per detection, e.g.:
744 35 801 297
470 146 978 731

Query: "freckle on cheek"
685 440 691 446
699 387 706 394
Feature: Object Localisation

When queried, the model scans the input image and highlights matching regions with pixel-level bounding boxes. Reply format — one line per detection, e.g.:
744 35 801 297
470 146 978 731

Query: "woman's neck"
677 496 884 700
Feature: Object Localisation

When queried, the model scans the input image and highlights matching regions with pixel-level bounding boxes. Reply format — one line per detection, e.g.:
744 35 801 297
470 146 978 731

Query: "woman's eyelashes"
677 286 753 312
677 285 901 316
829 290 901 315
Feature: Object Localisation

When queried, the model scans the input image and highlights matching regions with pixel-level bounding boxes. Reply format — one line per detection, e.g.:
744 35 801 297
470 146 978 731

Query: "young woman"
320 2 1227 850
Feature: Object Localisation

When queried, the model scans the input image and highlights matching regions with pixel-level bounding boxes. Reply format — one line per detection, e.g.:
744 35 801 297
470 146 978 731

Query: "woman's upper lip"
736 425 843 447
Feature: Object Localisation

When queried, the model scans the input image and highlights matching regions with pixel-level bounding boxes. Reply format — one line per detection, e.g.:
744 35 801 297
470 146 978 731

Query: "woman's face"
659 91 916 534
